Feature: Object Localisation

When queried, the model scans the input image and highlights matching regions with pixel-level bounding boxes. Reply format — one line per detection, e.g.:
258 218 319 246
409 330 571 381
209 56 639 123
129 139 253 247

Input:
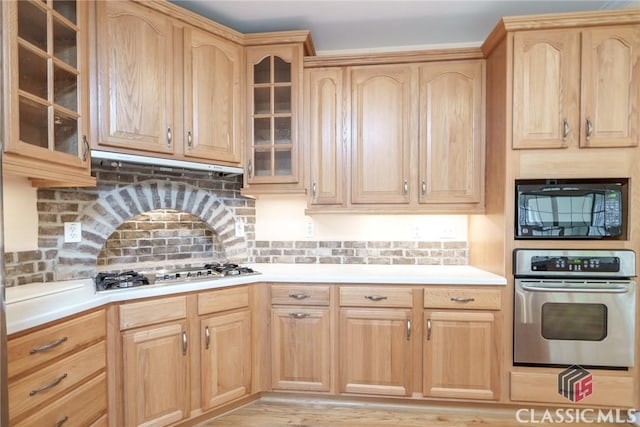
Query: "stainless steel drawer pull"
289 312 311 319
289 293 310 300
450 297 475 303
421 180 426 196
82 135 89 161
406 319 411 340
30 373 68 396
365 295 387 301
585 117 593 141
30 337 68 355
426 319 432 341
204 326 210 350
182 331 188 356
562 118 569 141
54 416 69 427
403 180 408 195
312 181 317 198
187 130 193 148
167 127 172 146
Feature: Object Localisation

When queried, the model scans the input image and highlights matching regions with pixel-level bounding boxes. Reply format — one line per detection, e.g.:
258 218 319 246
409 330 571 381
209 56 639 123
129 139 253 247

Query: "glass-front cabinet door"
245 45 303 187
2 0 90 171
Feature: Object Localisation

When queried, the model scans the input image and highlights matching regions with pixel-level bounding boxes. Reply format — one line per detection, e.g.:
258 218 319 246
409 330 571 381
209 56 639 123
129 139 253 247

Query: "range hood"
91 150 244 176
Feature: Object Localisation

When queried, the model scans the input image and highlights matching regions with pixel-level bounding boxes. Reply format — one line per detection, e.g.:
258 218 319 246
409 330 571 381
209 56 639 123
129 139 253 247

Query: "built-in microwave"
515 178 628 240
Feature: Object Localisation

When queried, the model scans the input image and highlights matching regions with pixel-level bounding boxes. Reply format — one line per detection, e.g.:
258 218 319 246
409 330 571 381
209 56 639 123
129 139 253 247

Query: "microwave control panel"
531 256 620 273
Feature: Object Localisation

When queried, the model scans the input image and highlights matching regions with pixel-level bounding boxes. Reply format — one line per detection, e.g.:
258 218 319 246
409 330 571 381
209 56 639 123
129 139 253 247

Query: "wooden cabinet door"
200 310 251 410
95 1 174 154
271 307 331 392
183 27 242 163
580 26 640 148
306 67 346 206
418 60 484 205
122 321 189 427
423 311 499 400
245 45 303 185
339 308 412 396
350 65 414 204
512 30 580 149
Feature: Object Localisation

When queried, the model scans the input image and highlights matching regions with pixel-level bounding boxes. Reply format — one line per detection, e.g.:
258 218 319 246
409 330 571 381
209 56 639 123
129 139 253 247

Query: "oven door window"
541 303 607 341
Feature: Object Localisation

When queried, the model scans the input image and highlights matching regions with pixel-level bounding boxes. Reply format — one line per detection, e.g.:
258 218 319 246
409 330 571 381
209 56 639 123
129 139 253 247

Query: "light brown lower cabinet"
423 310 500 400
200 310 252 409
271 307 332 392
122 320 190 427
339 308 413 396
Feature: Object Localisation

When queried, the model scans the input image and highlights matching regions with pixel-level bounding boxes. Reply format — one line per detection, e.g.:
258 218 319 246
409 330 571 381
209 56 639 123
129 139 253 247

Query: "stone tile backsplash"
249 240 468 265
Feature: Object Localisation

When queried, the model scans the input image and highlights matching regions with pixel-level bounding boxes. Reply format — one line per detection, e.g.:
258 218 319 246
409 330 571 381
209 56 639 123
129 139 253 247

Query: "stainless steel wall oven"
513 249 636 369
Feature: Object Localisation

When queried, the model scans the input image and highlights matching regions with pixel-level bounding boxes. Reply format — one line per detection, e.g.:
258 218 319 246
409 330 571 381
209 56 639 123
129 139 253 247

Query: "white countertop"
5 263 506 335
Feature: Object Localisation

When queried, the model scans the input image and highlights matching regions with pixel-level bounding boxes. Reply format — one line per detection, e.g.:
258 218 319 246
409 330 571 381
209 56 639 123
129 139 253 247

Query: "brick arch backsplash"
55 179 248 280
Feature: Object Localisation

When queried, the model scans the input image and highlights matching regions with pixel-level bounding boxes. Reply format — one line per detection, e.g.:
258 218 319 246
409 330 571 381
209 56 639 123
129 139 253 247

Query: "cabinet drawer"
424 287 501 310
198 286 249 315
120 296 187 330
9 341 106 421
271 284 330 306
8 309 106 378
14 372 107 427
340 286 412 308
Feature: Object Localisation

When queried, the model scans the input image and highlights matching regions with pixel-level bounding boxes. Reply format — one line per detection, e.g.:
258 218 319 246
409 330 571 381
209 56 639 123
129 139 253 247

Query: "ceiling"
169 0 640 53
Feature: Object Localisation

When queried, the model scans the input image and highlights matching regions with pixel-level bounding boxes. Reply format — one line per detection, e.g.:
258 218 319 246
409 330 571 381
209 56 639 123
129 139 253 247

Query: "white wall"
3 176 39 252
254 195 467 241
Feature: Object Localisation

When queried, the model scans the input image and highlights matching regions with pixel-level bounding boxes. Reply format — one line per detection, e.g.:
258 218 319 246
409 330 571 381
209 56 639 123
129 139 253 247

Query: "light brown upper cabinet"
304 59 485 213
244 44 304 192
306 67 346 207
418 61 485 206
513 25 640 149
95 1 175 155
183 27 242 163
351 65 414 205
2 0 95 187
93 1 243 164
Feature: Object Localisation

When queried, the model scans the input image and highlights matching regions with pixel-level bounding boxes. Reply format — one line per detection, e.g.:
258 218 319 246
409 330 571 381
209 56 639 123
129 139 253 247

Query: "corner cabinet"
513 25 640 149
1 0 95 187
243 39 308 195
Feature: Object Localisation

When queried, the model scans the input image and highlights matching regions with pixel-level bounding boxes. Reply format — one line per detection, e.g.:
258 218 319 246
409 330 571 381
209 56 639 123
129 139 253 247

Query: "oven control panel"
531 256 619 272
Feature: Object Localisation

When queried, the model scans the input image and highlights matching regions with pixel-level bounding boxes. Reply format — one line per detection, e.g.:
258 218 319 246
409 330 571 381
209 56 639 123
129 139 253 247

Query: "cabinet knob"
562 118 570 142
585 117 593 142
82 136 89 161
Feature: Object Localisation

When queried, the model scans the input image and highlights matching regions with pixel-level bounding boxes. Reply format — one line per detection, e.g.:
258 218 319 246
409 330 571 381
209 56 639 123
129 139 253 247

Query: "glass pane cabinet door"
6 0 88 167
248 52 297 183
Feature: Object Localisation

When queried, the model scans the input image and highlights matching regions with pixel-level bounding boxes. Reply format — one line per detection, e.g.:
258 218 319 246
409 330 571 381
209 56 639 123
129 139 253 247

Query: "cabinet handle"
289 312 311 319
182 331 188 356
426 319 432 341
29 373 67 396
585 117 593 141
30 336 68 354
450 297 475 303
562 118 570 142
289 293 310 300
54 416 69 427
312 181 317 198
421 180 426 196
403 180 408 196
187 131 193 148
364 295 387 302
167 127 172 147
204 326 210 350
248 160 253 178
82 135 89 161
406 319 411 340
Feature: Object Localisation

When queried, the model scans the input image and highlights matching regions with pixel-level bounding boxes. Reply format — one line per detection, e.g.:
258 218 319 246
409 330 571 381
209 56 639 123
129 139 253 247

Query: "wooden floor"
196 396 633 427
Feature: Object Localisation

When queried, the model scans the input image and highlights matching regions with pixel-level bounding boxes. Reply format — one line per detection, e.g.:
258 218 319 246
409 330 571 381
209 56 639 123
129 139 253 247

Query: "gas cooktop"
95 263 259 291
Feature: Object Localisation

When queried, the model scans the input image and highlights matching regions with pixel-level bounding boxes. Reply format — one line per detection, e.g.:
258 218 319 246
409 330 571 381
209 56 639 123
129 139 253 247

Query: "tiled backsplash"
5 163 470 287
251 240 468 265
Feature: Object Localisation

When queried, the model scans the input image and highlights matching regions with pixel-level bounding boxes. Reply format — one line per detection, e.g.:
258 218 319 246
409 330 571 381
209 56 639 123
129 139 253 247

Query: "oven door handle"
521 284 629 294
